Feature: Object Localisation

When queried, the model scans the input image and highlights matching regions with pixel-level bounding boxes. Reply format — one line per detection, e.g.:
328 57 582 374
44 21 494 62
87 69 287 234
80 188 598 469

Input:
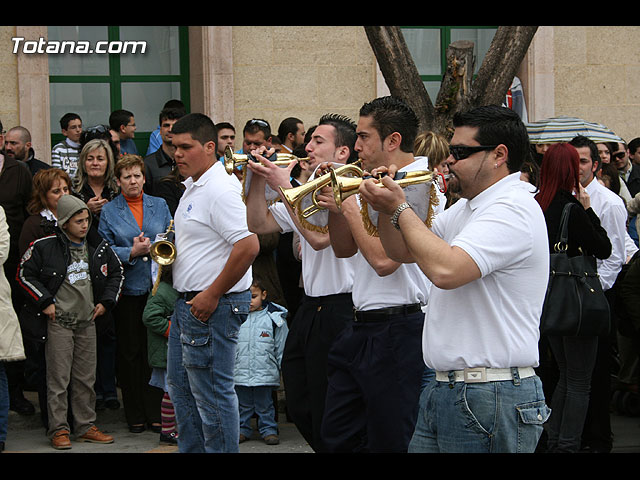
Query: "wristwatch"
390 202 412 230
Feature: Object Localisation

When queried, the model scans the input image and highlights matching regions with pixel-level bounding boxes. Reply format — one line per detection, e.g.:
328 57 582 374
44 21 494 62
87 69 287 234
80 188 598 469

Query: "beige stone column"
15 26 51 163
188 26 234 124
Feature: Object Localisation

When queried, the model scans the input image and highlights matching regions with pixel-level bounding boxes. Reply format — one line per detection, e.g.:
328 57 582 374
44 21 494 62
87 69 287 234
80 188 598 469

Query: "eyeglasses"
613 151 627 160
449 144 498 161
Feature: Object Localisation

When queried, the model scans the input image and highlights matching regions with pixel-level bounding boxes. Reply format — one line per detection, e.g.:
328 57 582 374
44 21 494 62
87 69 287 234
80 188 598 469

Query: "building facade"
0 26 638 163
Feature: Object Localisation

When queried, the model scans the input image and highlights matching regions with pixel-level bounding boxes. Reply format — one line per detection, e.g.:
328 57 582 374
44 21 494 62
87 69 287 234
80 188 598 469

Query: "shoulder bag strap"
554 202 574 253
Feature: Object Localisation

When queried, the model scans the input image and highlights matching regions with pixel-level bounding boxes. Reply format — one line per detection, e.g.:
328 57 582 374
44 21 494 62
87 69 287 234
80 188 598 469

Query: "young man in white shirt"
570 135 627 453
166 113 259 453
245 113 358 453
315 97 432 453
360 104 551 453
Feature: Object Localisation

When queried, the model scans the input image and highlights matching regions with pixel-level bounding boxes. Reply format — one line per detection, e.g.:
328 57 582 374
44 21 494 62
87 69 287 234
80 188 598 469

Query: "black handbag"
540 203 610 337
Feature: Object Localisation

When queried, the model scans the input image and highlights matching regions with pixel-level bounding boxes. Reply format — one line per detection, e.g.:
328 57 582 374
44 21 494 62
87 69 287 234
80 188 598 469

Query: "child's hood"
56 195 92 232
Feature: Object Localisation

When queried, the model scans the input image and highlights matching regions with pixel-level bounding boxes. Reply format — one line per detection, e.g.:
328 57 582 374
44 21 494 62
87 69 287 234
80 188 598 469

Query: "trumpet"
223 145 309 175
150 220 176 296
330 170 450 211
279 160 363 219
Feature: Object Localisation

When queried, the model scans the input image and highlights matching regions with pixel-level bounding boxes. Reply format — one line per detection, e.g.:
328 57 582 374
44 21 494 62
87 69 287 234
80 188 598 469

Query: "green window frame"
49 26 190 154
401 26 498 102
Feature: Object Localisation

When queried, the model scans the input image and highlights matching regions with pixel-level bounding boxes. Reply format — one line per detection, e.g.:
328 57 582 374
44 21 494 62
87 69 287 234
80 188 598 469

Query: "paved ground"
2 389 639 454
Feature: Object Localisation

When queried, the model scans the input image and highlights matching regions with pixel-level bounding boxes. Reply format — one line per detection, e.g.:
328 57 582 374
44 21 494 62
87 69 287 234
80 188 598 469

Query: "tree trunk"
363 26 435 131
364 25 538 138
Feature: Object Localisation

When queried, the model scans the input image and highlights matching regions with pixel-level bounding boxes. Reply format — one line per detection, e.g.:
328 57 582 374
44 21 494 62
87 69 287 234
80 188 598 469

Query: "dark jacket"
623 163 640 198
143 147 175 195
73 181 119 248
0 156 32 261
16 230 124 343
23 148 51 177
543 189 612 259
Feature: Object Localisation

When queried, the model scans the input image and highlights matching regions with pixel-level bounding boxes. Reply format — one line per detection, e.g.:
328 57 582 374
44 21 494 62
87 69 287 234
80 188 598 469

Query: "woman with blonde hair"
414 130 456 208
72 138 119 248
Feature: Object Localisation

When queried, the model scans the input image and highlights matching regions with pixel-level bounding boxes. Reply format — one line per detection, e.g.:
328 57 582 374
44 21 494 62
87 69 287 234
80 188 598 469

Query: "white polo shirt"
584 176 628 291
423 173 549 371
352 157 436 311
270 202 356 298
172 161 253 293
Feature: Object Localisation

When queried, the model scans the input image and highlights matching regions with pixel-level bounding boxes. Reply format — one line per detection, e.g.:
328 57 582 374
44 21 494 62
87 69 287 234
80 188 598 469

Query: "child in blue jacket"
234 278 288 445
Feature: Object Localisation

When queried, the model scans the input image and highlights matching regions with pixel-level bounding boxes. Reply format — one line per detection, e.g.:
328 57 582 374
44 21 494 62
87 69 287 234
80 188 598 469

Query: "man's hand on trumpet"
247 146 298 190
358 163 407 216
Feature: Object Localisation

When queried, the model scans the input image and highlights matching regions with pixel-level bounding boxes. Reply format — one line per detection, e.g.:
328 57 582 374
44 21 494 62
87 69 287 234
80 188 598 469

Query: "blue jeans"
409 371 550 453
236 385 278 438
167 291 250 453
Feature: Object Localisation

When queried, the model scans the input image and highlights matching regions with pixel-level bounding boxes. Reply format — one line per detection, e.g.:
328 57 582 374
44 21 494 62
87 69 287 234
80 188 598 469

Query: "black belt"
179 291 201 302
354 303 422 323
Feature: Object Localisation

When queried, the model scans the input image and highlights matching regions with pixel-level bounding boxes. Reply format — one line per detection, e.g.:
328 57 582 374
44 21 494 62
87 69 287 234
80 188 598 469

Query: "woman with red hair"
535 142 611 453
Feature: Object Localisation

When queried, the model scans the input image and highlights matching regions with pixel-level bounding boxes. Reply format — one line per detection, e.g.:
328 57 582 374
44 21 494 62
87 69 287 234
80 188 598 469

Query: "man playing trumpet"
245 113 359 453
359 105 550 453
314 96 436 453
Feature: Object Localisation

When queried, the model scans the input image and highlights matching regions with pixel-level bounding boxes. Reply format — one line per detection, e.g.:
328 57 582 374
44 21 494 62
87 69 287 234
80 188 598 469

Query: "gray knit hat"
56 195 92 229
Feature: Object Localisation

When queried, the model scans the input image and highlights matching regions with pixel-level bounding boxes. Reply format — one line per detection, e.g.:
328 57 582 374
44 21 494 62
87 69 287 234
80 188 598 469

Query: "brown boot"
51 429 72 450
77 425 114 444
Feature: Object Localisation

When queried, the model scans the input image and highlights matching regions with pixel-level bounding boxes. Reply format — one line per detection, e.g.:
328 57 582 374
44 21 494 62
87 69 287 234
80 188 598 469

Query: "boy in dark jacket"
17 195 123 450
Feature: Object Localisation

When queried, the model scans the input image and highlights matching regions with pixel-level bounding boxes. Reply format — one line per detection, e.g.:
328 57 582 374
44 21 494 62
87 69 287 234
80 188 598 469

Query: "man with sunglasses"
360 104 551 453
612 141 640 197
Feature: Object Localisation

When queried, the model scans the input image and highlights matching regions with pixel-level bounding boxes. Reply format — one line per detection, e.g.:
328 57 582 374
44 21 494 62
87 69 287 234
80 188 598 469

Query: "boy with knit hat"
17 195 124 450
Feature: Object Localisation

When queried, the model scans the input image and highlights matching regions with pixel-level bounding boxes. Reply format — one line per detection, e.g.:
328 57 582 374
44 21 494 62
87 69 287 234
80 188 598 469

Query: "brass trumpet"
223 145 309 175
330 170 450 211
150 220 176 295
280 161 363 219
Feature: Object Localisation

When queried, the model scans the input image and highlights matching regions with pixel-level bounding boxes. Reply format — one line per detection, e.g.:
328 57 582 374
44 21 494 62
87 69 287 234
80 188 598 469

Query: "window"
48 26 190 155
401 26 498 102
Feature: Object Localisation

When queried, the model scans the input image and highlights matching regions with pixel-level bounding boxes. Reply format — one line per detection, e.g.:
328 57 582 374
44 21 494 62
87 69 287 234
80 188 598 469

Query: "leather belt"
354 303 422 323
435 366 536 384
179 291 201 302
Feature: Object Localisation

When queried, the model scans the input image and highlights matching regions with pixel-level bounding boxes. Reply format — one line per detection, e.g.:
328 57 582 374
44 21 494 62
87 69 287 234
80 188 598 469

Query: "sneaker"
51 430 72 450
263 434 279 445
159 432 178 445
10 395 35 416
77 425 114 444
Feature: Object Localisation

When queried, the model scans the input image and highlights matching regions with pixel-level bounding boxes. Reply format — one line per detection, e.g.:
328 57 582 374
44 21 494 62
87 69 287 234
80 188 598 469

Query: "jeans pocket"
227 301 249 339
180 332 211 368
516 401 551 425
516 400 551 452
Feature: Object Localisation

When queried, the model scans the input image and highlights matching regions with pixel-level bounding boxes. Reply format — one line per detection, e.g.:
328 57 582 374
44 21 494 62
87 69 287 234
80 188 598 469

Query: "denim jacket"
98 193 172 296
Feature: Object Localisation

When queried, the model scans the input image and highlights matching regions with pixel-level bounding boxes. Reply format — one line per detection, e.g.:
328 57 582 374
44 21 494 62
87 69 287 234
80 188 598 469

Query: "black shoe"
129 424 146 433
149 423 162 433
159 432 178 445
10 396 35 416
95 399 106 411
0 441 5 452
105 399 120 410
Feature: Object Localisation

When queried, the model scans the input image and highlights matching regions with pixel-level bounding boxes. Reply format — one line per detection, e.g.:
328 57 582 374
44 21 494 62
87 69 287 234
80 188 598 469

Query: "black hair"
359 96 419 153
453 104 529 173
243 118 271 139
159 107 185 125
569 134 601 173
278 117 303 142
318 113 358 163
59 112 82 131
170 113 218 146
109 109 134 131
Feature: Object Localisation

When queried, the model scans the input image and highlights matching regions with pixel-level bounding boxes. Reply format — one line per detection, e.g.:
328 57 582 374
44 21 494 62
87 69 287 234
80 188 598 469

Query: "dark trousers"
321 309 425 453
581 289 616 452
114 294 163 426
281 293 353 453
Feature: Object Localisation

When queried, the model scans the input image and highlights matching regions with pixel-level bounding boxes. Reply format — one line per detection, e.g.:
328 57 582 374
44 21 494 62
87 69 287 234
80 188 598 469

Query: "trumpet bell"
223 145 309 175
150 240 176 266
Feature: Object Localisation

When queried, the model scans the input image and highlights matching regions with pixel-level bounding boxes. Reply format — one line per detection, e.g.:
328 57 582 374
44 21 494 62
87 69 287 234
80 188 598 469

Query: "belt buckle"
463 367 487 383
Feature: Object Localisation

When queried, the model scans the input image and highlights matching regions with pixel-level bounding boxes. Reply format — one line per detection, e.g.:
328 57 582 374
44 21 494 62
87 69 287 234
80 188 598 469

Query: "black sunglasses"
449 145 499 161
613 151 626 160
